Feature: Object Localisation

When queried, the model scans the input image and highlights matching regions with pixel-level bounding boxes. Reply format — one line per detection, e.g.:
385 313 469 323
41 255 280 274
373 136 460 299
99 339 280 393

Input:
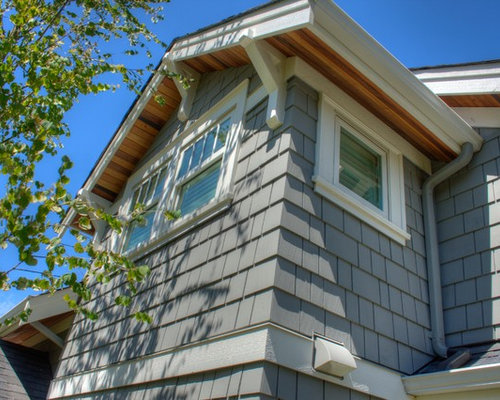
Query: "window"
119 79 249 254
124 166 168 252
175 117 230 216
314 94 409 244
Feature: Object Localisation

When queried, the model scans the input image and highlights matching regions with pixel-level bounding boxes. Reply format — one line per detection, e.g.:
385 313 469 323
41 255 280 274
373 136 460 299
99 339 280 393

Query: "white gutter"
403 362 500 396
414 61 500 95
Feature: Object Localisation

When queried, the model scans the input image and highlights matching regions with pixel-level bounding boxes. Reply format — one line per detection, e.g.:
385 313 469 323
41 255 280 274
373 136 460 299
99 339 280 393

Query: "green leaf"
133 312 152 324
78 216 92 231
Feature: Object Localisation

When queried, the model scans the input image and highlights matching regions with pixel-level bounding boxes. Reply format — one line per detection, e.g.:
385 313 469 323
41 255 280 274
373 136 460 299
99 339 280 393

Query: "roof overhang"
78 0 483 210
0 288 75 348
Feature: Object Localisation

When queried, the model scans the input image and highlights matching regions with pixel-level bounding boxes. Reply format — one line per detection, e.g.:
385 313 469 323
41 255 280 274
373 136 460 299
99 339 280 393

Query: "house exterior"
43 0 499 398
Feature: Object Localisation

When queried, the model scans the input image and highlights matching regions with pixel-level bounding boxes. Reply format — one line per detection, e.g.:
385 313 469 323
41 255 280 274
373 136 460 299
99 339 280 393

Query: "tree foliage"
0 0 170 324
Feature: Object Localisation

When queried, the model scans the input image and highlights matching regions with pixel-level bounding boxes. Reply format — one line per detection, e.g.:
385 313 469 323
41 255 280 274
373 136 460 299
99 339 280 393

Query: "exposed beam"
166 54 201 122
30 321 64 348
240 32 287 129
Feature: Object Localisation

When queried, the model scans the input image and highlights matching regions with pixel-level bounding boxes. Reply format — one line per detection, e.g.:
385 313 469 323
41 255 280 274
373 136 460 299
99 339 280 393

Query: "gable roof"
77 0 483 208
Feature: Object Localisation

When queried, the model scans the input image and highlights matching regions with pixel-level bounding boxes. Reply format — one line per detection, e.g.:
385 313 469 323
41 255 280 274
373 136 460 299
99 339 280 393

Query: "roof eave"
309 0 482 154
81 0 485 207
0 288 76 338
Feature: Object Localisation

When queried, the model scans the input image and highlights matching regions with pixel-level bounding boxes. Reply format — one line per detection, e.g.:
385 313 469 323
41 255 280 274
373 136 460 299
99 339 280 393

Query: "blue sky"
1 0 499 315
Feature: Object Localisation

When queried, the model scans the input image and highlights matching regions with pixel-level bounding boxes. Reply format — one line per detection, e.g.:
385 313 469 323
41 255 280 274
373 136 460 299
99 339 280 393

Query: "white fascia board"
48 323 410 400
403 362 500 396
309 0 482 154
414 62 500 95
168 0 313 61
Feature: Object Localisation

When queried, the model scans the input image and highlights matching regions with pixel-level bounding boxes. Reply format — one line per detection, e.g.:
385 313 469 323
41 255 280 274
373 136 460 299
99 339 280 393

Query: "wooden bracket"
31 321 64 348
166 54 201 122
240 32 286 129
77 189 112 238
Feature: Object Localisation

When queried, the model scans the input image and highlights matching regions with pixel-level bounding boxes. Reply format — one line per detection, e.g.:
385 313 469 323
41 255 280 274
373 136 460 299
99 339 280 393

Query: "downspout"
423 142 474 358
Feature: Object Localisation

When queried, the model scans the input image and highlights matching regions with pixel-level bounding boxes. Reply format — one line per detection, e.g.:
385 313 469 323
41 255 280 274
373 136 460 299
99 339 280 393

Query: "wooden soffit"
267 29 457 161
181 28 459 161
440 94 500 108
1 312 74 348
90 78 181 202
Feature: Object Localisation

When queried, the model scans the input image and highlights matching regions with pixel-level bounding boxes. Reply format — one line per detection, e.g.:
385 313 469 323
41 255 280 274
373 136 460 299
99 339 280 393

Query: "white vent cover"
313 337 357 378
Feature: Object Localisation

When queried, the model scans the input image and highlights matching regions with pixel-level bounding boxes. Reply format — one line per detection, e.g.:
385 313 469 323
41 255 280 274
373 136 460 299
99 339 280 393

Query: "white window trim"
313 93 410 245
114 79 249 257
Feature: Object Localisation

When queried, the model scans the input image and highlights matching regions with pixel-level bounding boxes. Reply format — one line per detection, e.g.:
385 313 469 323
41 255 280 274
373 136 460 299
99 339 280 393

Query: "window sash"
125 211 155 252
178 162 221 216
339 127 383 210
177 117 230 182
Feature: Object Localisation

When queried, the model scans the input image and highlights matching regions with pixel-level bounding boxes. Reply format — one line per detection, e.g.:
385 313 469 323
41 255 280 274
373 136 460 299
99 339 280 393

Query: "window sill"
125 193 233 260
313 175 410 245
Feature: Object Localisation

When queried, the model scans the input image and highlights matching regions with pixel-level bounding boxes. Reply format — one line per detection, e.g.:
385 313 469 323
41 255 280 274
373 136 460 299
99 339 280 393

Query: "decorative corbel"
240 31 287 129
165 53 201 122
77 188 112 238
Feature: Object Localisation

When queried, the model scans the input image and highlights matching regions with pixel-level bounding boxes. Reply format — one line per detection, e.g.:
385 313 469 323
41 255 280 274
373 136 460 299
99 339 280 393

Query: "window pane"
190 138 204 171
137 182 147 205
125 212 154 251
129 188 140 213
201 129 216 162
339 127 382 209
145 173 158 203
179 162 221 216
153 167 167 199
178 146 193 179
215 118 230 151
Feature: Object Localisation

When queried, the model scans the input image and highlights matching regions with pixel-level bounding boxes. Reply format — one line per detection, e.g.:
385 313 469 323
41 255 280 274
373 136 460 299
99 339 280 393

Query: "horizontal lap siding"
268 77 432 374
435 127 500 347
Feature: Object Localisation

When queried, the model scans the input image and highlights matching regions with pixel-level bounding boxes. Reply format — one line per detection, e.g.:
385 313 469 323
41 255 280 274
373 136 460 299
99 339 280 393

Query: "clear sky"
1 0 499 315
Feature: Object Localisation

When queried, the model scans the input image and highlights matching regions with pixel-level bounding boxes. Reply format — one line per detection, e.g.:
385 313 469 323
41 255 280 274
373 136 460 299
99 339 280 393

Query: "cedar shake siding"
55 68 433 397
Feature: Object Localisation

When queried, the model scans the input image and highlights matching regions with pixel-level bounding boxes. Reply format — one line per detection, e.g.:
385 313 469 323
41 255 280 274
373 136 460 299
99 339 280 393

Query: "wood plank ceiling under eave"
91 78 181 203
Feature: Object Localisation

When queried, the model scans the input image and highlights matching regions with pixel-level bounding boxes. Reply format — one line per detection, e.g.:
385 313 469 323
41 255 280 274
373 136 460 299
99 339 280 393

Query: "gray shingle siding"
56 70 435 395
435 127 500 347
269 77 433 373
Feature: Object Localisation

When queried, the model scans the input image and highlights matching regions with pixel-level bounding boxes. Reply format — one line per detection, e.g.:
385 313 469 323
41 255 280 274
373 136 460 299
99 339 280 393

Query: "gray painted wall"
55 68 436 397
435 127 500 347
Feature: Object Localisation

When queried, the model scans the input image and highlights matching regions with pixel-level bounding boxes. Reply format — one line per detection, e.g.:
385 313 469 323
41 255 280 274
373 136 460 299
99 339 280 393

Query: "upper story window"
124 165 168 252
118 79 249 255
314 94 410 244
175 117 230 215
